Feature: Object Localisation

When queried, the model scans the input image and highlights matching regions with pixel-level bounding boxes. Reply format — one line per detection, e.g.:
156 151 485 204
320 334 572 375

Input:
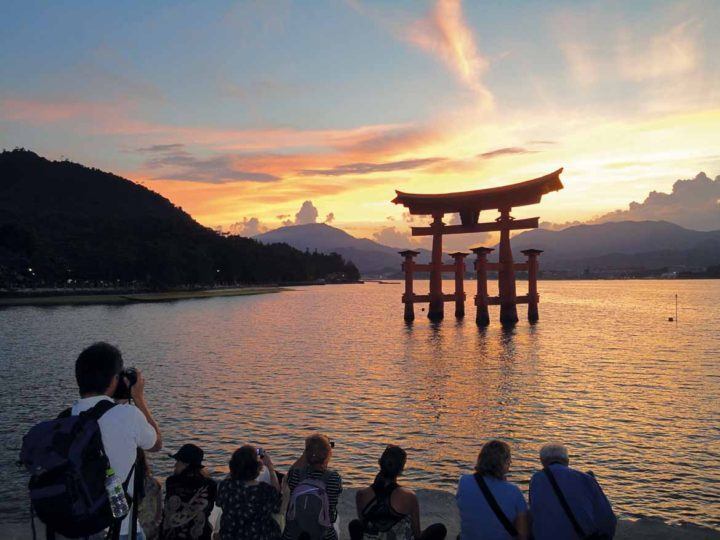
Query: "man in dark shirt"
161 444 217 540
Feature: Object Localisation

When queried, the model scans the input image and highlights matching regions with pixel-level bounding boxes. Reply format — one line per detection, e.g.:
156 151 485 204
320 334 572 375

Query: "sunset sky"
1 0 719 245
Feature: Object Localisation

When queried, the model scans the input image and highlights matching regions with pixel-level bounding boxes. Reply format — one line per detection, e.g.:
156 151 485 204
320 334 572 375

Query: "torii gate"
392 168 564 325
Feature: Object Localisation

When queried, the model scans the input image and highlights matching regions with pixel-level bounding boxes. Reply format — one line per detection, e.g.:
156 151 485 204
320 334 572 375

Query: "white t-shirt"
72 395 157 536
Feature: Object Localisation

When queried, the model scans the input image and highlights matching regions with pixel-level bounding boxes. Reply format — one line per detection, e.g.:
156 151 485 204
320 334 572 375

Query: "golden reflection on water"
0 280 719 527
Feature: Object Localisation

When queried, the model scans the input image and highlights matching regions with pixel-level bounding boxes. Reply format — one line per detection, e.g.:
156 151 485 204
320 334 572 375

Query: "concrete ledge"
3 488 718 540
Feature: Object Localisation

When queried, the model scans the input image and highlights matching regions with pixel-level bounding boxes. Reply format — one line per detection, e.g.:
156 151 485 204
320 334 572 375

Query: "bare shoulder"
391 486 417 514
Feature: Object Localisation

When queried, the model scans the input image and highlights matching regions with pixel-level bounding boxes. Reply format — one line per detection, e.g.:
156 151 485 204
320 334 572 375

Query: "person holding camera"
72 342 163 539
529 444 616 540
215 445 282 540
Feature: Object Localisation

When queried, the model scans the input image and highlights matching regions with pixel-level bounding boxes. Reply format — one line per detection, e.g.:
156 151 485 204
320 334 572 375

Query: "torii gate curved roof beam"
392 168 564 217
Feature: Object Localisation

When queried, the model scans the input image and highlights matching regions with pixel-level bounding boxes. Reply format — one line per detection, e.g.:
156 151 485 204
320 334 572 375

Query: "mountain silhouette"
0 149 359 287
255 223 433 275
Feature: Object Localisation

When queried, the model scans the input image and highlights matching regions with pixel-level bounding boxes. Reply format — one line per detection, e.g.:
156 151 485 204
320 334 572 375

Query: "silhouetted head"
305 433 332 469
229 445 262 482
171 443 205 475
539 443 569 467
378 445 407 479
475 440 512 480
75 342 123 397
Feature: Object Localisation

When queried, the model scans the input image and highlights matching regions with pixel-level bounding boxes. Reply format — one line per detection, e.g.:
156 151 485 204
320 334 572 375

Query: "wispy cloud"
300 157 445 176
478 147 535 159
617 20 699 82
135 143 185 153
404 0 494 109
559 16 701 87
143 148 280 183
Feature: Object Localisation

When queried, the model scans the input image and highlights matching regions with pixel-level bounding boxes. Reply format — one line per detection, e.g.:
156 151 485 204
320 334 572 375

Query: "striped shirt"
283 466 343 540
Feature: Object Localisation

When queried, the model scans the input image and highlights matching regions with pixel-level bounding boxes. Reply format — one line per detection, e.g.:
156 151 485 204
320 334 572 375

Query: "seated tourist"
283 433 343 540
456 440 529 540
529 444 616 540
161 444 217 540
216 445 282 540
136 450 162 540
349 445 447 540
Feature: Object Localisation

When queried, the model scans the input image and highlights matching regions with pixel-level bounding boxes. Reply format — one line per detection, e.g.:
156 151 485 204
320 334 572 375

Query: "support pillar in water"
400 250 420 321
497 209 519 325
521 249 542 323
428 213 445 321
472 247 494 326
450 252 468 318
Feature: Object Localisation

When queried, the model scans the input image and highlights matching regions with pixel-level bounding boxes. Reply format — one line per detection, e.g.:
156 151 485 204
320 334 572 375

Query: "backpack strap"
543 466 587 539
473 473 518 538
82 399 117 421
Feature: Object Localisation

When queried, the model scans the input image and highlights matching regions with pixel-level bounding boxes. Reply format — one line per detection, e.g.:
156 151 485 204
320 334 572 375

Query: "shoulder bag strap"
473 473 518 538
129 449 142 540
543 467 586 539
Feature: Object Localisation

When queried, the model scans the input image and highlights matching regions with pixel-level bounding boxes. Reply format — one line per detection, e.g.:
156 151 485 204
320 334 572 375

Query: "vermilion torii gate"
392 168 564 325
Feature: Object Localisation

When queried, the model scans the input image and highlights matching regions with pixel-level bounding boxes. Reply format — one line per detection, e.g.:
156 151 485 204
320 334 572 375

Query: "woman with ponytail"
349 446 446 540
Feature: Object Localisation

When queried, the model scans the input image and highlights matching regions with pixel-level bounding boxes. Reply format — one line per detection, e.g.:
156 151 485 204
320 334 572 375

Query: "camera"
113 367 138 400
256 447 265 457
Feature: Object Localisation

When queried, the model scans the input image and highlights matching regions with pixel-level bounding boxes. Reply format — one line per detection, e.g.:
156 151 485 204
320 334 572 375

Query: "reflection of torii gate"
392 168 564 325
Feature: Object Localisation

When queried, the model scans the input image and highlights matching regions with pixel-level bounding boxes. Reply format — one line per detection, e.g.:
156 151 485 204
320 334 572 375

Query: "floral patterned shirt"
216 478 282 540
161 469 217 540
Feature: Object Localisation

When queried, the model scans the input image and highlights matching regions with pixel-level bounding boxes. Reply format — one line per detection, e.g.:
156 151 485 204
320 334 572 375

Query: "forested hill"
0 149 359 287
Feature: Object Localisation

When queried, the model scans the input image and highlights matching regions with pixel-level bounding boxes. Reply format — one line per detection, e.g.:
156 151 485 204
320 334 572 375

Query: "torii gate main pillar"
497 208 519 325
428 213 445 321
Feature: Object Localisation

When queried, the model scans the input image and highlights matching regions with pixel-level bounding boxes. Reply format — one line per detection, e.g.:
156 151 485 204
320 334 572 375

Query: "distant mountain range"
255 223 433 275
509 221 720 273
255 220 720 277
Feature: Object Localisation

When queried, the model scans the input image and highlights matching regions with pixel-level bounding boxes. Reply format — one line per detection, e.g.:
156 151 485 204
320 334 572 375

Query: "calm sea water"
1 280 719 528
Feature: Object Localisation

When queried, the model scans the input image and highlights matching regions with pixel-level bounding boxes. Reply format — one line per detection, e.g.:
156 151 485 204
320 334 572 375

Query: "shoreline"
3 488 718 539
0 286 289 307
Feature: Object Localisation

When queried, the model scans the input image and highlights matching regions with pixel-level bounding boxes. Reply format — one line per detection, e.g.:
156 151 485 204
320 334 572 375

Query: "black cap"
170 444 204 467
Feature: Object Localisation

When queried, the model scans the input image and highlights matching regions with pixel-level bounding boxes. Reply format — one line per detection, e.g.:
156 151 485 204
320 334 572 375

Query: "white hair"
539 444 569 465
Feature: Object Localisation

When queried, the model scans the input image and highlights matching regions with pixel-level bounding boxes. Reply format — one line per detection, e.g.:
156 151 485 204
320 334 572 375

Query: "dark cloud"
300 157 444 177
144 149 280 183
136 143 185 153
324 212 335 224
478 147 536 159
592 172 720 231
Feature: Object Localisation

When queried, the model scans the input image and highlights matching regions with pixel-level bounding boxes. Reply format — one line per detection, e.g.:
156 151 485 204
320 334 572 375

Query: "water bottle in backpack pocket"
285 469 333 539
19 400 126 538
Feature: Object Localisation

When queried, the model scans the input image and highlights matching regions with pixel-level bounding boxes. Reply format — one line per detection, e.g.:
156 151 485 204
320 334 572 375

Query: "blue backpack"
19 400 125 539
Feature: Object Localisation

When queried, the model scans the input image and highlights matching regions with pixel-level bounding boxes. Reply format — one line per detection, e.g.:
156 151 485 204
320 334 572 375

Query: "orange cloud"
405 0 494 109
